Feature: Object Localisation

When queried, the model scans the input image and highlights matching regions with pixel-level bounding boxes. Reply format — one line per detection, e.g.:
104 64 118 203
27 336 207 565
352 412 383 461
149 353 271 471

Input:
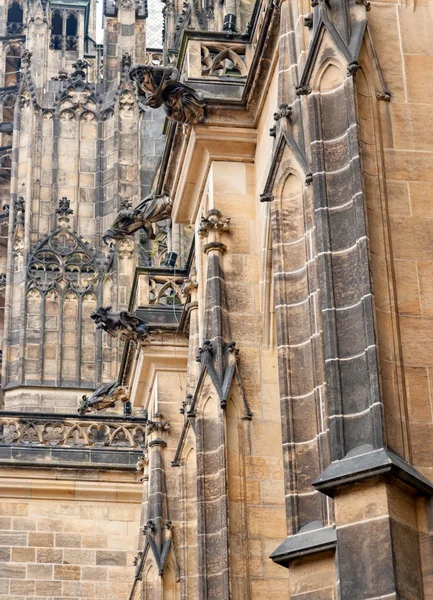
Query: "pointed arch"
143 562 158 600
7 1 23 23
6 1 24 35
65 12 78 50
50 10 63 49
4 42 22 88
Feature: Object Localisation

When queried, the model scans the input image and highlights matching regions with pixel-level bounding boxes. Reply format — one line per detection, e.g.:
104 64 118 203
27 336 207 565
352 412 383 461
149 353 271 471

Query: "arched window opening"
50 11 63 50
1 95 15 147
65 13 78 51
6 2 24 35
2 95 15 123
66 13 77 36
0 154 12 186
4 44 22 88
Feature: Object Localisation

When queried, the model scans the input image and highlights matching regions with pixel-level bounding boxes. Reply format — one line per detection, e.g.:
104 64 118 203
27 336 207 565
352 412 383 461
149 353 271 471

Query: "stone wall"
0 470 140 599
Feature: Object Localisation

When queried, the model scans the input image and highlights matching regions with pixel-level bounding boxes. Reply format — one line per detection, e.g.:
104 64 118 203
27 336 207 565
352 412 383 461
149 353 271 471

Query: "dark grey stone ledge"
270 523 337 567
0 445 142 470
313 446 433 497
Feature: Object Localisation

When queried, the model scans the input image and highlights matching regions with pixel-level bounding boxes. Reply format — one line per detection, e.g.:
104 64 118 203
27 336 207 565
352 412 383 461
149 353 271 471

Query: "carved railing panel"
133 270 186 309
0 413 146 449
201 43 247 78
185 39 250 81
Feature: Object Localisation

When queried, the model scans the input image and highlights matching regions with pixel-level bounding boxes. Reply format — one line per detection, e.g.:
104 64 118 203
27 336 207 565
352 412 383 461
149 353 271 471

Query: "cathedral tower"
0 0 165 411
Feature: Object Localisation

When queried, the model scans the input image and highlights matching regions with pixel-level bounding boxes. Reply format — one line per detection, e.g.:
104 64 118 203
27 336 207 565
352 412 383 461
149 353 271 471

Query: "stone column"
195 236 230 600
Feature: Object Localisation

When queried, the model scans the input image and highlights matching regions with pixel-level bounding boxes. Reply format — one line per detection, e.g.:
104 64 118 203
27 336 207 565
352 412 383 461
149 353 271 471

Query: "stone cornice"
0 475 142 502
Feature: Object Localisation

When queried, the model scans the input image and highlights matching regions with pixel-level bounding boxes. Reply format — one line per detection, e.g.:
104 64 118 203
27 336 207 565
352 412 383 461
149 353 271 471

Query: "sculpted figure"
78 381 129 415
90 306 149 340
103 193 172 245
129 63 206 124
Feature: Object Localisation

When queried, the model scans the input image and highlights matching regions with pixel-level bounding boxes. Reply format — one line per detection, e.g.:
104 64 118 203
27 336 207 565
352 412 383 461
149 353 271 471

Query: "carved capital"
198 209 230 241
146 413 170 435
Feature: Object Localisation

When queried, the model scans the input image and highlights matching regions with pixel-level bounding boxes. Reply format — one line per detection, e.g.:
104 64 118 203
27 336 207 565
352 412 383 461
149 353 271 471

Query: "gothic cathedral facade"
0 0 432 597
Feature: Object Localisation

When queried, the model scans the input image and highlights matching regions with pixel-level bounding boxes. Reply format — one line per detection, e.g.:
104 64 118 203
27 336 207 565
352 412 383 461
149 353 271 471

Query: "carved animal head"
129 63 151 83
90 306 112 325
113 385 130 402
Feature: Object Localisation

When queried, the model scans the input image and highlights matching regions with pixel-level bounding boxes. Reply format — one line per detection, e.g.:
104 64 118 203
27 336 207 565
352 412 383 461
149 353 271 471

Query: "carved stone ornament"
146 413 170 435
78 381 130 415
273 103 292 121
182 271 198 296
197 209 230 239
27 198 111 293
0 414 145 449
90 305 150 340
129 63 207 124
55 196 73 223
103 193 172 245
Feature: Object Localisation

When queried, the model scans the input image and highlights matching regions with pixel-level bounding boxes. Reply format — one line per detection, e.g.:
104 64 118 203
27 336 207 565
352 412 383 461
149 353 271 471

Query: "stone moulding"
270 524 337 567
0 411 147 450
312 447 433 498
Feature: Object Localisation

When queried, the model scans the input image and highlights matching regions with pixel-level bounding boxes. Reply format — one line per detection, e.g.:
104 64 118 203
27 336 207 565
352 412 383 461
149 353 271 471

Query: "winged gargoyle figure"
90 306 149 340
129 63 206 124
78 380 130 415
103 193 172 245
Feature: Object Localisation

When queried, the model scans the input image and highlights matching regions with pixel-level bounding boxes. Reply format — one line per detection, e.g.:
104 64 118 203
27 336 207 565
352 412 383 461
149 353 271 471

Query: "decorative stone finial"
71 59 89 80
55 197 73 225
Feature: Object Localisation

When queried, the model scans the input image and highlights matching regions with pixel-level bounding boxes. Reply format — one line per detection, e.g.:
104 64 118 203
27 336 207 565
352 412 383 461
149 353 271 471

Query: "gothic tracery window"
65 13 78 51
4 43 22 88
50 10 63 50
6 1 24 35
28 228 97 293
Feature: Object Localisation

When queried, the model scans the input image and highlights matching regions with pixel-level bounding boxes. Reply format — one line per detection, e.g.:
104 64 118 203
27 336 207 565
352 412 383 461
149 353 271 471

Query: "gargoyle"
103 193 172 245
129 63 206 124
78 380 130 415
90 306 149 340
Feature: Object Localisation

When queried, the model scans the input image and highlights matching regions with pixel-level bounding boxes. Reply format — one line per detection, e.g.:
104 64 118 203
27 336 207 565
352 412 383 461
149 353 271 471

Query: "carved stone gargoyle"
78 380 130 415
129 63 206 124
90 306 149 340
103 193 172 245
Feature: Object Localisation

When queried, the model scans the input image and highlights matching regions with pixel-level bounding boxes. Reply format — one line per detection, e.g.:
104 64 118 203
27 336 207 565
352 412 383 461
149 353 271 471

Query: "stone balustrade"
0 411 147 469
